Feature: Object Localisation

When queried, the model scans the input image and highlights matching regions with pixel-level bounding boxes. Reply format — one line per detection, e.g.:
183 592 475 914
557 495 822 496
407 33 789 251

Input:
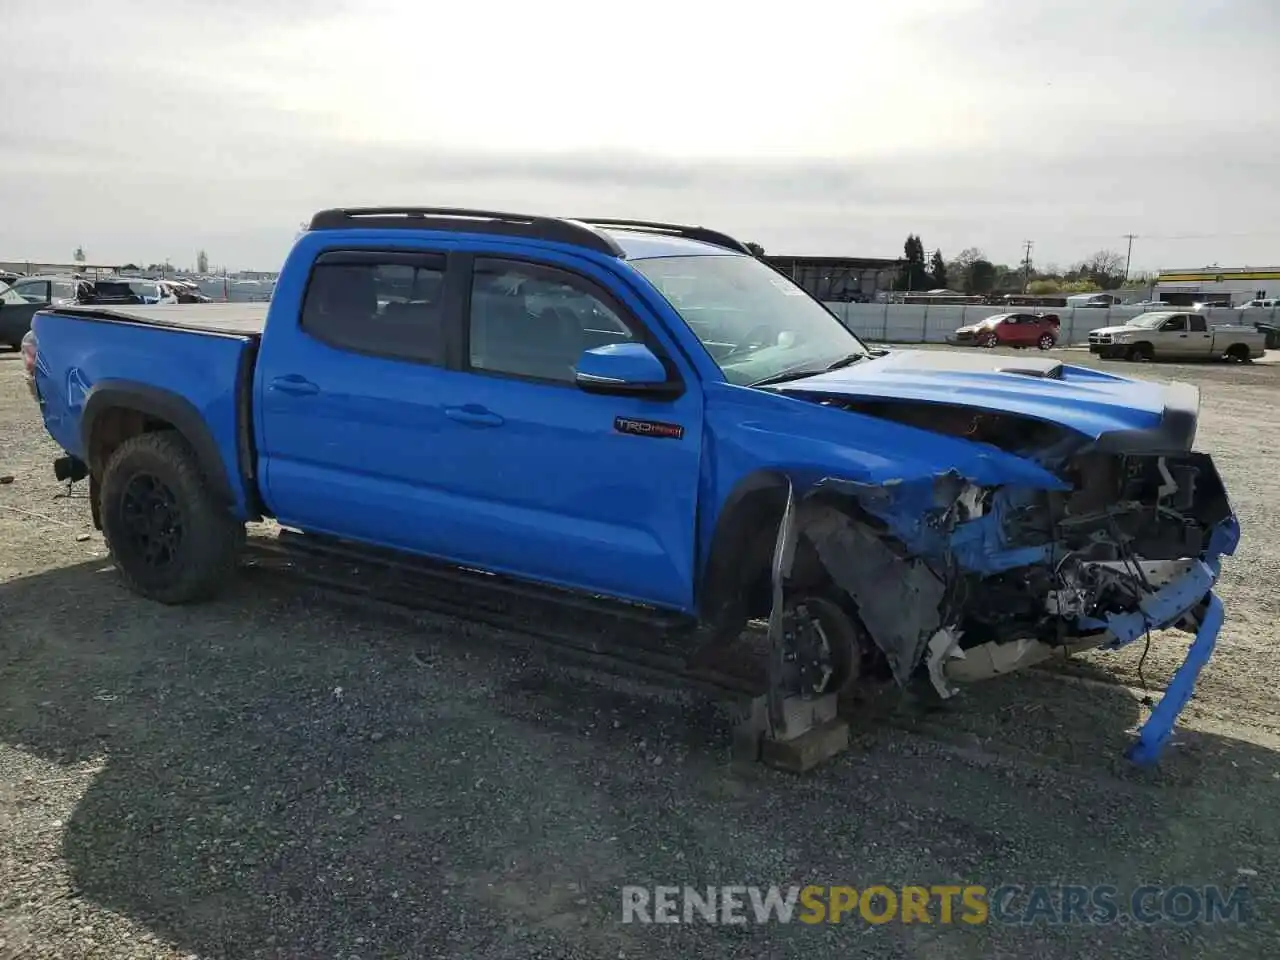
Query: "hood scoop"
995 360 1064 380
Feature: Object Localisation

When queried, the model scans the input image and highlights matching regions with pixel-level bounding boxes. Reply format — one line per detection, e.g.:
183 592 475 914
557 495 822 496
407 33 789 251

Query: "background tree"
73 246 86 265
947 247 985 279
894 234 930 291
197 250 209 274
964 259 997 295
1077 250 1126 290
744 241 765 257
929 249 947 289
1060 278 1102 294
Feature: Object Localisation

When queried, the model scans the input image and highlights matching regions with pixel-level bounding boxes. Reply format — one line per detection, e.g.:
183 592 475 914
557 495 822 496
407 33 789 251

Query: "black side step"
243 532 757 701
270 529 692 629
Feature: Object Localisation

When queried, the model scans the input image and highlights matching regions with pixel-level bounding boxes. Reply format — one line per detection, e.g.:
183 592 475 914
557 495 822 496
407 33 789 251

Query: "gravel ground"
1 346 1278 959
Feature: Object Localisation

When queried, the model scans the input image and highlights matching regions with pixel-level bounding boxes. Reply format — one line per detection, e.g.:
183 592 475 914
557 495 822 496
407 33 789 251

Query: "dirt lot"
1 346 1277 959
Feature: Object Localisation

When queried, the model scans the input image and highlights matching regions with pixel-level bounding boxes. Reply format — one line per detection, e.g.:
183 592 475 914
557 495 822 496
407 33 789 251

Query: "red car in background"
948 312 1060 350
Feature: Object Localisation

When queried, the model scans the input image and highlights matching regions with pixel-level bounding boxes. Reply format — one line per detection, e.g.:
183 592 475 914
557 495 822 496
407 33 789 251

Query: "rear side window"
1189 314 1208 332
301 252 448 364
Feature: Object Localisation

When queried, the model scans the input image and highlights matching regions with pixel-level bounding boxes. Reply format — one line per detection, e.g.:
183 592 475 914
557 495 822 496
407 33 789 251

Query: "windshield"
629 255 868 385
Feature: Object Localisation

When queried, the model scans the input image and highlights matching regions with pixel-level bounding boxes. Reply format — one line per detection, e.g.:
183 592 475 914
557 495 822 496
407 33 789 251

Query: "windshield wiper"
748 352 866 388
824 352 866 372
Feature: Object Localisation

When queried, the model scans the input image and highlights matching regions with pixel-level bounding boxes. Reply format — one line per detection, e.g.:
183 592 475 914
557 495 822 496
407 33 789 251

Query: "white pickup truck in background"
1087 310 1267 362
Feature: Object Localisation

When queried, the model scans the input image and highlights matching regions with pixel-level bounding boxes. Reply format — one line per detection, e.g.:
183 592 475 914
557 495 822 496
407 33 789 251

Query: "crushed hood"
770 349 1197 450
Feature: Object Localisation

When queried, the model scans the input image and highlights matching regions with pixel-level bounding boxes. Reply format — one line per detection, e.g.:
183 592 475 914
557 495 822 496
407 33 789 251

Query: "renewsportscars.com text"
620 884 1253 926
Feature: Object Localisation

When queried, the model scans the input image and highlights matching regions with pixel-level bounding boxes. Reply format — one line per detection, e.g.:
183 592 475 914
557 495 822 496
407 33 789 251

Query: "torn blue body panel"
810 476 1056 577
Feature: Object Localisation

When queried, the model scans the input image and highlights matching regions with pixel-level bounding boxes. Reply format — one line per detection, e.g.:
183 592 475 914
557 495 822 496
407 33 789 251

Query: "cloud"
1 0 1277 270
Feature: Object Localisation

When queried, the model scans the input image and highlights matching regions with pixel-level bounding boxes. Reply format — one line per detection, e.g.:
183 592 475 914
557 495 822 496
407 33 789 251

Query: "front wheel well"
698 474 832 633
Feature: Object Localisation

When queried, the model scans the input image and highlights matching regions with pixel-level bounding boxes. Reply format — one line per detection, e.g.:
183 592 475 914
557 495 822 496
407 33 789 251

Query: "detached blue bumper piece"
1079 514 1239 765
1126 593 1224 765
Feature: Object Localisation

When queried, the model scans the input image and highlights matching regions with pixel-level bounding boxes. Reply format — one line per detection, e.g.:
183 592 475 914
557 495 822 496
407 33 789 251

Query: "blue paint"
575 342 668 387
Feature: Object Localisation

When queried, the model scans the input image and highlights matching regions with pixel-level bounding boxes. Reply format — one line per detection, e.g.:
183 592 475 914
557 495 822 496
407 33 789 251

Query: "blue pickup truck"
23 207 1240 763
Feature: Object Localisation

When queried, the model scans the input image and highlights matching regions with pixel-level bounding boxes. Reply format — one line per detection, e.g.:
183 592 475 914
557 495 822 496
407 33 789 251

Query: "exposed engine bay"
777 398 1238 706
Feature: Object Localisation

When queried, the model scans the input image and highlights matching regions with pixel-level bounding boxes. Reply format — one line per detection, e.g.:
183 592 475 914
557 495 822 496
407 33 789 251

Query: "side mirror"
574 343 680 399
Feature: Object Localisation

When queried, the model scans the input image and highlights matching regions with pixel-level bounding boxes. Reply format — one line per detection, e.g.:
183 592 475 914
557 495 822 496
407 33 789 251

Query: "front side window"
301 253 447 364
630 254 868 386
468 258 635 384
1162 316 1187 332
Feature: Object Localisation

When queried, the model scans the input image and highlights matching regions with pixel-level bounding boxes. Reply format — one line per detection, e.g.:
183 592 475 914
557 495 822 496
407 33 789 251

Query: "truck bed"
54 303 268 337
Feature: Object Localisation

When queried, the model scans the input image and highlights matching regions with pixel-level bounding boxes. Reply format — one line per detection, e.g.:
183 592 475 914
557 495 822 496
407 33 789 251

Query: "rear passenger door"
435 254 704 611
255 248 470 553
1186 312 1214 355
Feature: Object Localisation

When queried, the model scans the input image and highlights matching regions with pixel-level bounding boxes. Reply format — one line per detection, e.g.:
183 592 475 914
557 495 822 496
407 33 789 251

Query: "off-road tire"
99 429 244 604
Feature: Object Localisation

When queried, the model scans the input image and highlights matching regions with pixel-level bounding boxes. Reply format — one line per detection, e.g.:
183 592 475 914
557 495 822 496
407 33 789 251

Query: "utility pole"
1021 240 1034 293
1122 233 1137 283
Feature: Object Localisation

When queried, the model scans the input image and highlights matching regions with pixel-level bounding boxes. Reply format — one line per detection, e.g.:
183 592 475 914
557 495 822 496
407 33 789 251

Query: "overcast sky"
3 0 1278 272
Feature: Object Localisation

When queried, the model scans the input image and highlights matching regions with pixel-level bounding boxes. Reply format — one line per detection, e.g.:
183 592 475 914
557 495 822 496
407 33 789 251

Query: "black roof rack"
307 207 625 258
570 218 753 255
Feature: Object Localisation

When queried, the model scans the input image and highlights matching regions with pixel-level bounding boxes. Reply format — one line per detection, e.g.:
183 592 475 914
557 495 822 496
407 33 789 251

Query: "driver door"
1157 314 1192 357
432 253 706 611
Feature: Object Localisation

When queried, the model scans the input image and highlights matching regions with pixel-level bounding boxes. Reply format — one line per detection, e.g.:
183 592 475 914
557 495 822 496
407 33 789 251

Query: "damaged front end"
770 395 1239 765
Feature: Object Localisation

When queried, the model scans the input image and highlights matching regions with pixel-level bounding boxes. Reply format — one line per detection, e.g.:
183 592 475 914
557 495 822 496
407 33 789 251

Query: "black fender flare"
697 469 793 622
80 380 235 505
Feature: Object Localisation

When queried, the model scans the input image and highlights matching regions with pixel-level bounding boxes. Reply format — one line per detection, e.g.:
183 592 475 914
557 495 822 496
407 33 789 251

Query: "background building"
1155 266 1280 306
0 259 121 278
766 255 902 302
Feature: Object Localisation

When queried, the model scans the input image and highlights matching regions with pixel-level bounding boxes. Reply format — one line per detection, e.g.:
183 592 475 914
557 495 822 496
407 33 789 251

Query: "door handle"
445 405 504 427
269 375 319 396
